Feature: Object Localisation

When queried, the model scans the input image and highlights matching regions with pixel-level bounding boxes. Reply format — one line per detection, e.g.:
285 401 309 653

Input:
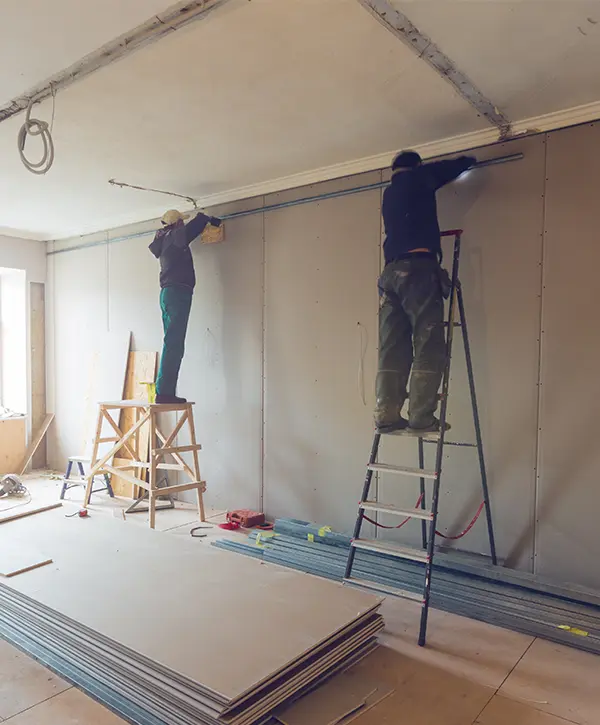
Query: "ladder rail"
457 283 498 565
418 438 427 549
418 230 463 646
344 433 381 579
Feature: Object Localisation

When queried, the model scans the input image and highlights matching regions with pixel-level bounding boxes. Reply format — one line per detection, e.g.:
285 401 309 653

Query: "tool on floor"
226 509 266 528
65 508 89 518
344 230 497 647
0 475 28 497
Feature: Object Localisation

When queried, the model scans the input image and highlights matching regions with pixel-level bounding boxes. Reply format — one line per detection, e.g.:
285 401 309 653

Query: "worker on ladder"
375 150 476 434
149 209 222 404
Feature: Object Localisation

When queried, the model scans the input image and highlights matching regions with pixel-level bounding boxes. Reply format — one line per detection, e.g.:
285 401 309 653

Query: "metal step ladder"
344 229 497 647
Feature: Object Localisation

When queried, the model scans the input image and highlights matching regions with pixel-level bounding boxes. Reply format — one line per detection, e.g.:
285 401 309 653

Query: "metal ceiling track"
47 152 523 256
0 0 234 124
355 0 512 138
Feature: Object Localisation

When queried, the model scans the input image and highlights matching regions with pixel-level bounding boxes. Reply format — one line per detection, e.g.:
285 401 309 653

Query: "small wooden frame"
84 401 206 529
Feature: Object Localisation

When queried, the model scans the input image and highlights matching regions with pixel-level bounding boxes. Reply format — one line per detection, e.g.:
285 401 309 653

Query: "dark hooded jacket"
148 213 212 289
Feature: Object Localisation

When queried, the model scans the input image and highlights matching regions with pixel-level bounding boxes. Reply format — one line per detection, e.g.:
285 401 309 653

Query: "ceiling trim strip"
355 0 511 137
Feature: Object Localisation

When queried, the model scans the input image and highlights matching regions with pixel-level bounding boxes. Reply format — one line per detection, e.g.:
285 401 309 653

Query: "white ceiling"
0 0 182 106
0 0 599 240
392 0 600 120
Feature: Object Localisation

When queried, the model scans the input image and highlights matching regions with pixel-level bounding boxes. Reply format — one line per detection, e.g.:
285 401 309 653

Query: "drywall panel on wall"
175 202 265 511
536 122 600 588
48 245 108 470
105 202 264 510
263 173 381 533
377 136 545 570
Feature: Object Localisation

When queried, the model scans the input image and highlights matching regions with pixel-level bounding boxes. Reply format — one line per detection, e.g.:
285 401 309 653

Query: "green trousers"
156 285 193 397
375 256 446 429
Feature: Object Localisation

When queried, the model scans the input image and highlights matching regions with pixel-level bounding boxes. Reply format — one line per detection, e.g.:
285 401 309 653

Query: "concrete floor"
1 474 600 724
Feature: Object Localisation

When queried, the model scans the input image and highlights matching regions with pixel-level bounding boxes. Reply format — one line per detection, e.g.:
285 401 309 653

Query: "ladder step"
384 428 440 440
367 463 437 479
351 538 430 562
360 501 433 520
343 577 424 602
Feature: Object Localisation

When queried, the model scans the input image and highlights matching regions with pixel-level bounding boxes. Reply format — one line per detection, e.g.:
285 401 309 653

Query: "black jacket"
149 213 217 289
382 156 475 264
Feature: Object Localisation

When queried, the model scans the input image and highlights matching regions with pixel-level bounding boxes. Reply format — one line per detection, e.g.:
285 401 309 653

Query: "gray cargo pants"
375 255 446 429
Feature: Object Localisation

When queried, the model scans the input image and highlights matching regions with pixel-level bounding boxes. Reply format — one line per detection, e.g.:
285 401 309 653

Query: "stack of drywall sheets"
212 518 600 657
0 510 382 725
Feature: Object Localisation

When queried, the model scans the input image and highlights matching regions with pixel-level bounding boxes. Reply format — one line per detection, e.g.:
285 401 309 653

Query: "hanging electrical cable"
17 98 55 175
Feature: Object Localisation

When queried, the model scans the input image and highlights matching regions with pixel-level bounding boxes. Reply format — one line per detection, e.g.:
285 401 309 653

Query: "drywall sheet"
276 668 393 725
0 548 51 577
377 136 545 570
536 122 600 588
175 200 264 511
0 508 379 702
49 244 108 470
263 173 381 533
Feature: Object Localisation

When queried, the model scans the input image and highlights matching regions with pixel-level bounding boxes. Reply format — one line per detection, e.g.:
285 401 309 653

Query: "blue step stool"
59 456 114 501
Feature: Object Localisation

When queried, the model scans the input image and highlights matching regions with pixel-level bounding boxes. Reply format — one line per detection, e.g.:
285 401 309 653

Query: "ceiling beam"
0 0 235 124
355 0 511 138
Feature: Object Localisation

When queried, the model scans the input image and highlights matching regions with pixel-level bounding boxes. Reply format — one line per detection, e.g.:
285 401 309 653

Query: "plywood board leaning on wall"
80 330 131 459
18 414 54 475
0 417 26 474
111 351 158 498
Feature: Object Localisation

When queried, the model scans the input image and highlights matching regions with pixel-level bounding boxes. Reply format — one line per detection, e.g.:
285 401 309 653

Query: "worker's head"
391 150 422 173
161 209 189 227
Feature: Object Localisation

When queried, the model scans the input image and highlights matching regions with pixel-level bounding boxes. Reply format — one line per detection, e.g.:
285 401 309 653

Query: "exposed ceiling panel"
0 0 484 238
1 0 600 240
391 0 600 120
0 0 179 106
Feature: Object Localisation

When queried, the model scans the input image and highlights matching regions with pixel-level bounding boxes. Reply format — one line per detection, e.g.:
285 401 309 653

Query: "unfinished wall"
47 122 600 588
536 122 600 586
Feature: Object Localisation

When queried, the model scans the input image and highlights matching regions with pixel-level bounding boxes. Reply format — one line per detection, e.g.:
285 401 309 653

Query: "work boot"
155 394 187 404
376 417 409 434
406 418 451 436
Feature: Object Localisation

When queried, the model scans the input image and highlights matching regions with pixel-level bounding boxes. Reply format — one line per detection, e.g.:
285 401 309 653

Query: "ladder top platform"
99 400 195 410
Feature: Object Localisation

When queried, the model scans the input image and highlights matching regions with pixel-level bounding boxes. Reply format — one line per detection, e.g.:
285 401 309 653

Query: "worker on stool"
375 150 475 435
149 209 222 404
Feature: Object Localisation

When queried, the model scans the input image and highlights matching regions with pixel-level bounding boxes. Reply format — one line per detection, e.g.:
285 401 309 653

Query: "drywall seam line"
532 134 550 575
374 170 384 539
47 153 523 257
354 0 511 136
105 232 110 333
260 198 266 513
0 0 235 124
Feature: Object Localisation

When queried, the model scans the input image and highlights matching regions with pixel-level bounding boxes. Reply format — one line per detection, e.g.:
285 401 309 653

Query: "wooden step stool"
84 401 206 529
